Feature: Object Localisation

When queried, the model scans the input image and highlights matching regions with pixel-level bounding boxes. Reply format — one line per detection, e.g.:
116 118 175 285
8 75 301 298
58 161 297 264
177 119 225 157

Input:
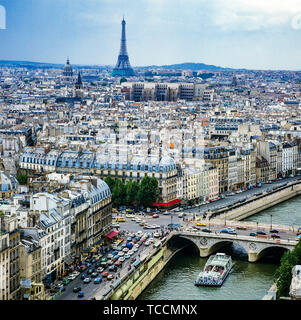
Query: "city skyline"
1 0 301 70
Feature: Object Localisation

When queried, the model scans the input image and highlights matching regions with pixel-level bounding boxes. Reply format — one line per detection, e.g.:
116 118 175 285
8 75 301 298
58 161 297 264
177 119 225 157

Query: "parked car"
115 260 122 267
271 234 281 239
87 268 94 275
94 277 102 284
107 274 114 281
249 232 256 236
270 229 279 233
119 257 125 262
257 230 267 235
91 272 98 278
81 273 88 280
73 286 81 293
109 265 118 272
97 267 104 273
201 228 212 233
78 290 84 298
83 277 91 283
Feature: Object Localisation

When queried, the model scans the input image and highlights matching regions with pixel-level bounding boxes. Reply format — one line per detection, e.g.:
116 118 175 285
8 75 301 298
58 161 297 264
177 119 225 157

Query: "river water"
138 195 301 300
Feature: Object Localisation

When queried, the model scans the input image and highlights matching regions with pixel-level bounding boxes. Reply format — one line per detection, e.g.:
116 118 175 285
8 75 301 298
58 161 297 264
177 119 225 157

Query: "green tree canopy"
104 176 115 194
112 179 126 207
137 176 159 208
17 173 27 185
274 239 301 297
125 180 139 207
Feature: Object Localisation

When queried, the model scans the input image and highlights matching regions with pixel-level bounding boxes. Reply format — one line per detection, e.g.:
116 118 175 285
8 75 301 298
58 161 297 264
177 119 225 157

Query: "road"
56 176 301 300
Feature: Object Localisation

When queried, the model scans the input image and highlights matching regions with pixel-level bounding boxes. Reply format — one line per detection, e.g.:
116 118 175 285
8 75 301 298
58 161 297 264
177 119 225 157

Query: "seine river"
138 195 301 300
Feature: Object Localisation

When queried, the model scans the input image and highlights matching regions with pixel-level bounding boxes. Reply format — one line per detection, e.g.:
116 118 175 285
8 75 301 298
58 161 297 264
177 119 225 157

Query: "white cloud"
211 0 301 31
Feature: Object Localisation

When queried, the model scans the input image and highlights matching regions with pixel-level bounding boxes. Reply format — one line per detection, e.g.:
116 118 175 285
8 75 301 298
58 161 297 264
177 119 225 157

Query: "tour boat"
194 253 233 287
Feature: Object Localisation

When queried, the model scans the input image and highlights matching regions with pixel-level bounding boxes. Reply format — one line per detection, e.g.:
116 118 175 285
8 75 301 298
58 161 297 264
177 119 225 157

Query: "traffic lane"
187 177 300 215
119 214 181 233
182 221 298 239
58 240 151 300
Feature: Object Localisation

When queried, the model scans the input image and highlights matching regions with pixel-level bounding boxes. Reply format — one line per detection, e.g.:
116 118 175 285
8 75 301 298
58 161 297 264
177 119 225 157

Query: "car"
107 254 113 259
124 254 130 259
81 272 88 280
163 211 170 215
257 230 267 235
220 229 230 234
118 251 124 256
115 260 122 267
119 257 125 262
85 262 91 268
196 223 206 227
94 277 102 284
107 274 114 280
133 247 138 252
78 265 87 272
154 232 160 238
270 229 279 233
91 258 96 264
102 272 109 277
100 262 108 268
145 241 150 246
128 250 134 255
78 290 84 298
91 272 98 278
109 265 118 272
271 234 280 239
73 286 81 293
228 230 237 235
83 277 91 283
111 250 119 256
237 226 247 230
249 232 256 236
152 214 159 218
62 278 70 285
97 267 104 273
68 274 76 281
123 247 129 252
101 257 107 262
87 268 94 275
201 228 212 233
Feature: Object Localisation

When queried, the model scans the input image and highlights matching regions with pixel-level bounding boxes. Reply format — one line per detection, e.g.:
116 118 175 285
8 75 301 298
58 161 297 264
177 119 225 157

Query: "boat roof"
206 253 231 267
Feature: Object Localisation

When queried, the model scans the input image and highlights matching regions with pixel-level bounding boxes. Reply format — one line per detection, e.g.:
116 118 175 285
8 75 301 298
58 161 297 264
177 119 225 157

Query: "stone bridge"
170 231 297 262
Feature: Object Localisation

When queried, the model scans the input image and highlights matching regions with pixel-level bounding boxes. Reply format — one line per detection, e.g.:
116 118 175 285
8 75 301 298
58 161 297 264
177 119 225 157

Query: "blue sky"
1 0 301 70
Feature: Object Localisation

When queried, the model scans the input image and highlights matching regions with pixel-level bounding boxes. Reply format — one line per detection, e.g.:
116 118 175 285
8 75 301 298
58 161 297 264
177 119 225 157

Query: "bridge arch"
255 245 290 263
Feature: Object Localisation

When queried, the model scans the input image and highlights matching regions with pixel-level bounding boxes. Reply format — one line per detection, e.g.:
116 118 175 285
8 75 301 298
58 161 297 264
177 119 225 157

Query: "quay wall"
107 238 182 300
212 182 301 222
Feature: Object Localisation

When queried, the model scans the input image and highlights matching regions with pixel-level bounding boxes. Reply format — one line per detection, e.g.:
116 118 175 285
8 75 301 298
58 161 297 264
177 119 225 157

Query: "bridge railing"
173 230 298 246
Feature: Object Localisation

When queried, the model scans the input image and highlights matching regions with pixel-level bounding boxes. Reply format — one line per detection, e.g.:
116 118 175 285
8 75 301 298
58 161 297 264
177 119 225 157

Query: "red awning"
153 199 181 207
105 230 119 240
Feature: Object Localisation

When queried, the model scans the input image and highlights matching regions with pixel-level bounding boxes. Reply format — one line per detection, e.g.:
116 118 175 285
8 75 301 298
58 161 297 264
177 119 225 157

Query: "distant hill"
0 60 237 71
0 60 111 69
139 62 235 71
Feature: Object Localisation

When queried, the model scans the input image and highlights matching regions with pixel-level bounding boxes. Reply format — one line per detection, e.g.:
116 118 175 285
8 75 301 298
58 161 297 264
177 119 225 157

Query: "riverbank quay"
102 232 182 300
207 180 301 222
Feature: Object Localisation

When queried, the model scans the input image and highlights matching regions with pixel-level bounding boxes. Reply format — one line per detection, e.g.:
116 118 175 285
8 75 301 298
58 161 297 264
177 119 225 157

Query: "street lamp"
256 221 258 233
224 212 226 227
270 214 273 231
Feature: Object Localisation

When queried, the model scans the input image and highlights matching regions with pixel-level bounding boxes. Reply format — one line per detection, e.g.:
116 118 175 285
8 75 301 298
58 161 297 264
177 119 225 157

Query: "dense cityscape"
1 11 301 303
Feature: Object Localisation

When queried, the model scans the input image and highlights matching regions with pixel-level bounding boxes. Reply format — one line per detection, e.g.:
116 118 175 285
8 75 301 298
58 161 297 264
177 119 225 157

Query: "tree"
104 176 115 194
112 179 126 207
17 173 27 185
274 240 301 297
125 180 139 207
137 177 159 208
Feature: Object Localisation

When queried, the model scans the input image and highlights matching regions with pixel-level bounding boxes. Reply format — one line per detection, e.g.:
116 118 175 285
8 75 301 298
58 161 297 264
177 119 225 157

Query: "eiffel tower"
112 17 135 77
